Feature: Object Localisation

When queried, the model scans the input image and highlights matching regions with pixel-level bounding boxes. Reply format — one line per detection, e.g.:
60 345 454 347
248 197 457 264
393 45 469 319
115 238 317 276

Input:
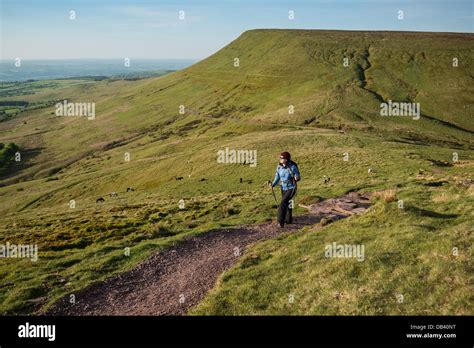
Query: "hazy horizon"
2 27 473 62
0 58 197 81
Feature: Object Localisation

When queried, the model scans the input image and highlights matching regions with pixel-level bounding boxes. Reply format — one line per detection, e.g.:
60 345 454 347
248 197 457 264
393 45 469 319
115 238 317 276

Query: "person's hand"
268 181 273 189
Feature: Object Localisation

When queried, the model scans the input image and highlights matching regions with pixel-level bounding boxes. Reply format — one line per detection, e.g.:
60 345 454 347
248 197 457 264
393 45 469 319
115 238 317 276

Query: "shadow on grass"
405 205 460 219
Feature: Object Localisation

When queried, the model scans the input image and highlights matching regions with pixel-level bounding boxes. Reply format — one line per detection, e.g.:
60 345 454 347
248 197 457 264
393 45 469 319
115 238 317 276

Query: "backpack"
287 160 299 182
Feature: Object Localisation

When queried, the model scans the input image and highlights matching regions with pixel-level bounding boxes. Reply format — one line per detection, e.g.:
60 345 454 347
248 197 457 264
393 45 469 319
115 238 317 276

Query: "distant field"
0 30 472 315
0 59 196 82
0 72 176 122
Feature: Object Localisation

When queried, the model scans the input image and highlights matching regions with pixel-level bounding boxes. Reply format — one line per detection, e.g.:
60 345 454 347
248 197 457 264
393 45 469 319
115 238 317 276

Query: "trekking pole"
267 180 279 206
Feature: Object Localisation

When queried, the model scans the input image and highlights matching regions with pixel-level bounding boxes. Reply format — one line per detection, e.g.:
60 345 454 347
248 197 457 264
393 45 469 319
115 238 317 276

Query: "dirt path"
46 192 371 316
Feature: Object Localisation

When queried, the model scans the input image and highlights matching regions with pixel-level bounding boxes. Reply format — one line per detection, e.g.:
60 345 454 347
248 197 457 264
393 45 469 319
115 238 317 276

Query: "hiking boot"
278 222 285 228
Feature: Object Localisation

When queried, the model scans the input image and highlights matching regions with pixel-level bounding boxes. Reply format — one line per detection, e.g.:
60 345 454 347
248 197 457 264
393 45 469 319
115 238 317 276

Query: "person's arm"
271 167 280 187
292 163 301 182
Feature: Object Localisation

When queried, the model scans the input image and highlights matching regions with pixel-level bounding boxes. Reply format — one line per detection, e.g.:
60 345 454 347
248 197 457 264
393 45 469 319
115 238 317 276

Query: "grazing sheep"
126 187 135 192
368 168 374 174
110 192 118 197
200 178 207 182
323 175 331 184
175 176 184 181
96 197 105 203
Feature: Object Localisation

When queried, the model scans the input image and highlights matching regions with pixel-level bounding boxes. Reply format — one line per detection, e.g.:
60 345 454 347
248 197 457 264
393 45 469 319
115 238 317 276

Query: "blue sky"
1 0 472 59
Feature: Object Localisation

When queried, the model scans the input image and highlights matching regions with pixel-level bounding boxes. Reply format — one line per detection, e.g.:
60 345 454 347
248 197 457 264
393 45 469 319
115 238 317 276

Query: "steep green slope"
1 30 472 213
0 30 472 314
192 179 473 315
186 30 473 131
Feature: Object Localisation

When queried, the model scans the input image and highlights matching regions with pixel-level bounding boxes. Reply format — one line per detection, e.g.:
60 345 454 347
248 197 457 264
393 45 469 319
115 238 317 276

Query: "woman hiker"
269 151 301 227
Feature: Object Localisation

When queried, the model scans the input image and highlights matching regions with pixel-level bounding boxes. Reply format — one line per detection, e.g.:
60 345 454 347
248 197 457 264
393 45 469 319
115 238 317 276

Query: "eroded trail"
46 192 371 316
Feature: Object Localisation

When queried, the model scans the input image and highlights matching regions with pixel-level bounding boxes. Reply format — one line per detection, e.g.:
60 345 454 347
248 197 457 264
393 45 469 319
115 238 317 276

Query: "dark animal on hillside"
324 176 331 184
175 176 184 180
126 187 135 192
96 197 105 203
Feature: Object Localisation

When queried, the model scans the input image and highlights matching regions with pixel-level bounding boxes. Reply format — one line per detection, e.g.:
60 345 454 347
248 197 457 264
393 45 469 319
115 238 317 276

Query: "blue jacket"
272 161 301 191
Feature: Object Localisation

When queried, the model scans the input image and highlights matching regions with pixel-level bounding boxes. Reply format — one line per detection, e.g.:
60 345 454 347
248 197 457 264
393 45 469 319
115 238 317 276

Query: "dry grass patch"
372 189 397 203
431 191 460 203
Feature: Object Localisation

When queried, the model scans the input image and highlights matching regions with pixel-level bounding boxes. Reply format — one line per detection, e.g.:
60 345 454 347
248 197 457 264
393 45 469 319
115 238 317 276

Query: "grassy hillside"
192 178 473 315
0 142 19 175
0 30 472 314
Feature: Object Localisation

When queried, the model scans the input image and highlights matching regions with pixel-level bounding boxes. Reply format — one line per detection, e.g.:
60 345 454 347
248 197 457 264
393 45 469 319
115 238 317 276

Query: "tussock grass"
372 189 398 203
431 192 460 203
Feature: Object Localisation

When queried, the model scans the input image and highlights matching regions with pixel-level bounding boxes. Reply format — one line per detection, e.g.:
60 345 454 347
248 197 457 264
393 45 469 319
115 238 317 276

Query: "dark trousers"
278 188 296 225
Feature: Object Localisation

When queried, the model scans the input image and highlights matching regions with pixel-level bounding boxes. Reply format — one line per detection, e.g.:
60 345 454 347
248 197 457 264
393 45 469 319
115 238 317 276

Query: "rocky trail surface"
46 192 371 315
